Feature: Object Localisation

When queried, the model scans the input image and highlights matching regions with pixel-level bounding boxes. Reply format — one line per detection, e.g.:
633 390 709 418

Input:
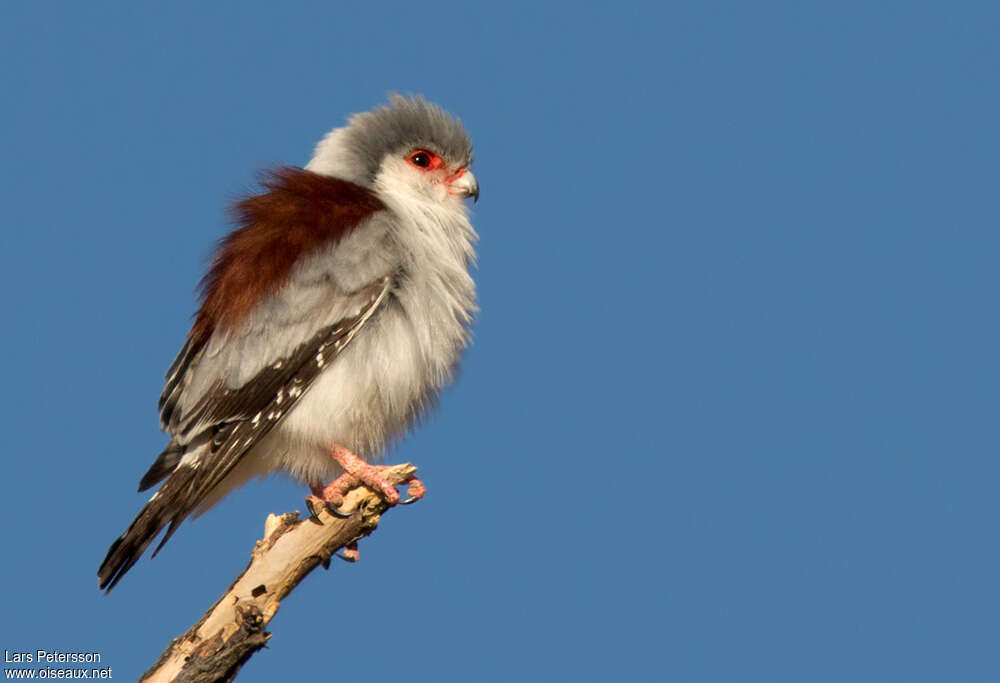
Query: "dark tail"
138 441 184 492
98 462 200 592
100 421 266 591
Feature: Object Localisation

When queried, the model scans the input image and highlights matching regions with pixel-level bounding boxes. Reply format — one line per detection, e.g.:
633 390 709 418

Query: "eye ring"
407 149 444 170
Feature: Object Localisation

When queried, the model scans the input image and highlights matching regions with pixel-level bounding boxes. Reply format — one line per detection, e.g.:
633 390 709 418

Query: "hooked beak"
446 168 480 203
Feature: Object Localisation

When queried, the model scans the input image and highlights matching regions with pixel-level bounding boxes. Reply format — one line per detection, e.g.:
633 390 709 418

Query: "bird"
98 95 480 592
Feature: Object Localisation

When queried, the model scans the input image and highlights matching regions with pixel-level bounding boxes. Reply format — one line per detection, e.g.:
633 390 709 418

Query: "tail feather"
98 463 199 592
137 441 184 492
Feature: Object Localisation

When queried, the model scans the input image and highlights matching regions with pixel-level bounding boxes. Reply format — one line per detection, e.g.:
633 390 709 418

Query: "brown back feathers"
190 167 385 348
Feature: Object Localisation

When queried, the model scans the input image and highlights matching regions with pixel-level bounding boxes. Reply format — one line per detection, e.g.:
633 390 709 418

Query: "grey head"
307 95 473 187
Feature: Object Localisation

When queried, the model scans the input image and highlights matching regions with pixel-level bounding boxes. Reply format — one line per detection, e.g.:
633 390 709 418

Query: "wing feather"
98 277 390 592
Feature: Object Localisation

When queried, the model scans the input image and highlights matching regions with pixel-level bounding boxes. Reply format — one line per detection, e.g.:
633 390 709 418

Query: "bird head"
307 94 479 205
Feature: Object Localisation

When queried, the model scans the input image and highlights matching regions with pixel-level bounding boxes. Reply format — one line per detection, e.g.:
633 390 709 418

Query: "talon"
326 501 352 518
316 445 428 510
399 477 427 505
304 497 323 523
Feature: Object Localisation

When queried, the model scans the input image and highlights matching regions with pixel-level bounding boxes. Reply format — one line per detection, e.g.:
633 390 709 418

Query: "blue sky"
2 1 998 681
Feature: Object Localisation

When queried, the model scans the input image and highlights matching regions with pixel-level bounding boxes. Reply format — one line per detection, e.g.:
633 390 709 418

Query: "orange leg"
305 444 426 520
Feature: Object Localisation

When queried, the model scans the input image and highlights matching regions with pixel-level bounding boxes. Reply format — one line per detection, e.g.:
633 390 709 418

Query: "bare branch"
140 463 418 683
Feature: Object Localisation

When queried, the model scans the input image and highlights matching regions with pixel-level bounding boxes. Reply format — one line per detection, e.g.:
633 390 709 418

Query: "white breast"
257 185 477 487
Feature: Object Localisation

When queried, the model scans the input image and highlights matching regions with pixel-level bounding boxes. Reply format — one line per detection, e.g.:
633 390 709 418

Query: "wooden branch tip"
140 463 418 683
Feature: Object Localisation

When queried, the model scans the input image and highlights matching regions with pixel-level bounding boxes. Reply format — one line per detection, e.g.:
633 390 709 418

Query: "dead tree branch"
139 463 418 683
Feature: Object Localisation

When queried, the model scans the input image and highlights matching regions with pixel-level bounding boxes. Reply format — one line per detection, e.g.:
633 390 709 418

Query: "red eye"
407 149 444 170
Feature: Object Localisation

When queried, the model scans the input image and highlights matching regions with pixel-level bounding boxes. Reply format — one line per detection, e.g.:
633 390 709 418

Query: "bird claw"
325 445 428 507
304 497 323 524
325 500 353 518
397 478 427 505
311 447 426 519
306 494 351 521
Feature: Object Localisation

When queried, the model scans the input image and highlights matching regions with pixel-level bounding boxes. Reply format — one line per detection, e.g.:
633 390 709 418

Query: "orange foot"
305 444 426 523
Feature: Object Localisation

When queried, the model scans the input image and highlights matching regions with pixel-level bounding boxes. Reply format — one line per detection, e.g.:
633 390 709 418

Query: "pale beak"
447 168 480 203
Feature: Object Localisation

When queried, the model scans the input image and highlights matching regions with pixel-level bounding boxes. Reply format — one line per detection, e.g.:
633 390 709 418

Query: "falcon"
98 95 480 591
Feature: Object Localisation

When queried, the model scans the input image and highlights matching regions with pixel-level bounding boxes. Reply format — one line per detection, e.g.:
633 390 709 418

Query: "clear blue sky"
2 2 998 681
